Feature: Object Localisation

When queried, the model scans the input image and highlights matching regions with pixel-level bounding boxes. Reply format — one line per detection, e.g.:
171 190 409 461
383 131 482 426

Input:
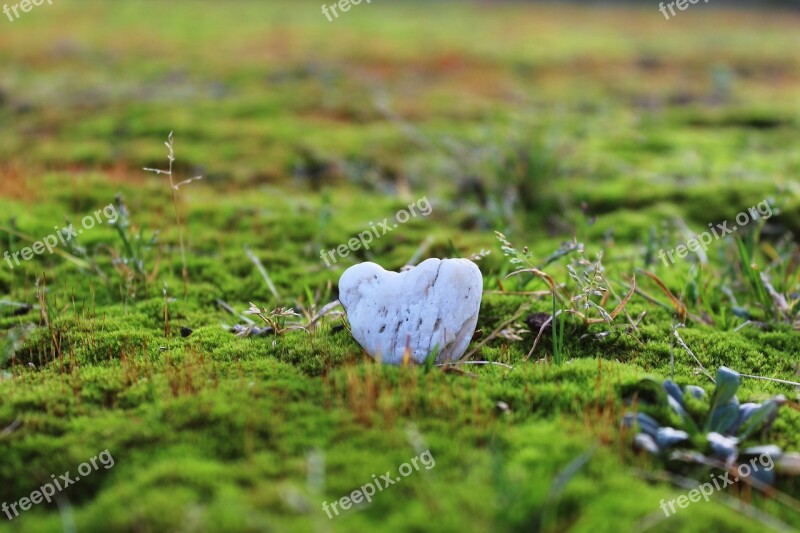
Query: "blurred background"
1 1 798 234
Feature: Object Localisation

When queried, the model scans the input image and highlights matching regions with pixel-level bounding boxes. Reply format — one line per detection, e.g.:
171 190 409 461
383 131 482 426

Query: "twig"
482 290 551 297
402 235 434 271
638 269 688 323
672 325 715 384
435 360 514 370
600 272 639 334
173 176 203 190
439 366 479 379
616 277 705 324
739 373 800 388
305 300 343 330
525 313 555 361
460 304 530 361
0 418 21 438
669 321 676 380
216 299 254 325
244 245 281 302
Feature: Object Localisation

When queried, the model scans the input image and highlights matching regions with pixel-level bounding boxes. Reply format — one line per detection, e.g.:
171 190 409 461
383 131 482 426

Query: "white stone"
338 258 483 365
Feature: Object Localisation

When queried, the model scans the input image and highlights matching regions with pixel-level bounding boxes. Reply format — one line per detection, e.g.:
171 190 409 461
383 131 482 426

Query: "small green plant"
735 235 774 317
55 194 160 301
683 264 743 331
239 303 309 346
624 366 798 484
108 194 160 302
664 207 800 330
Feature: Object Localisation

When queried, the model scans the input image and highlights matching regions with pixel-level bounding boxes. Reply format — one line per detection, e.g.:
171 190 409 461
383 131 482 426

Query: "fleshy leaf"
633 378 668 407
776 453 800 475
685 385 706 400
623 412 660 438
742 445 782 459
747 465 776 486
710 367 740 409
707 402 739 433
727 402 760 434
663 380 685 408
656 427 689 450
634 433 660 455
707 432 739 467
740 446 781 486
736 400 779 439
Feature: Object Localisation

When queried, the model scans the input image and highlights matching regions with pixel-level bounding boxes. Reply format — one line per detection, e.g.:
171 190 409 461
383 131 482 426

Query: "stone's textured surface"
338 258 483 365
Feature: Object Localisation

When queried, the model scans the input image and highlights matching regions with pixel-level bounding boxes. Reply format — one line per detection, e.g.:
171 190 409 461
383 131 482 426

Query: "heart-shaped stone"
338 258 483 364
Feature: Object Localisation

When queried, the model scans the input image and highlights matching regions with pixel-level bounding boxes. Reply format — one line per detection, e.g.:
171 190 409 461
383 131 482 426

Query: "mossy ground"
1 1 799 531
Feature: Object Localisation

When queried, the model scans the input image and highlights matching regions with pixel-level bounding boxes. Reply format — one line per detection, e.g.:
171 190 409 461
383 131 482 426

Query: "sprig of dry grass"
496 231 636 361
144 132 202 298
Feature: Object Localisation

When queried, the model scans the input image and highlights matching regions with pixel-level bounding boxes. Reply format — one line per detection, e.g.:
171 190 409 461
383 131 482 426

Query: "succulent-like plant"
624 366 798 485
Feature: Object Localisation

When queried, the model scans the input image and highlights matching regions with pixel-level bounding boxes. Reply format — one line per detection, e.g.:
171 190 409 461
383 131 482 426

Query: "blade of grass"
0 225 90 270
